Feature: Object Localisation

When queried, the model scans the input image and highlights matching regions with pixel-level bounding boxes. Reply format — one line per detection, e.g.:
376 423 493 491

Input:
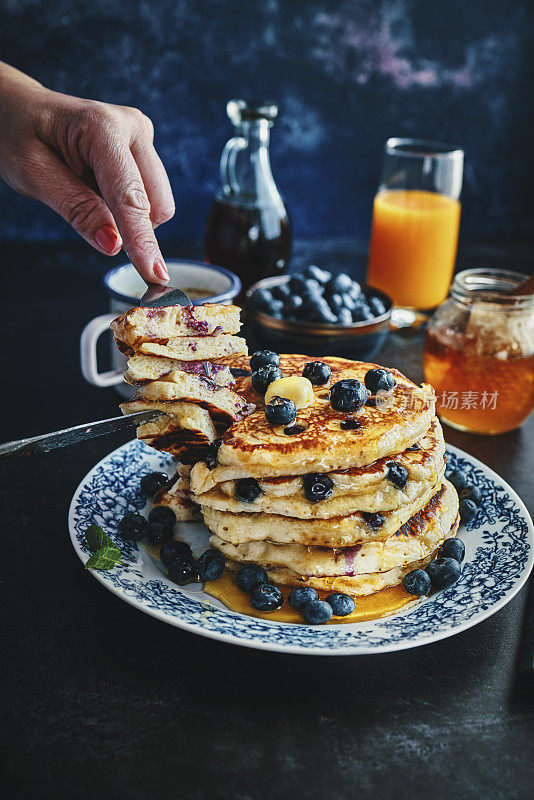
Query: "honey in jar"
424 269 534 434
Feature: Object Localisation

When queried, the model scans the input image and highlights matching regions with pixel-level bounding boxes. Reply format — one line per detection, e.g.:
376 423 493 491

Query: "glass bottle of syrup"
205 99 291 290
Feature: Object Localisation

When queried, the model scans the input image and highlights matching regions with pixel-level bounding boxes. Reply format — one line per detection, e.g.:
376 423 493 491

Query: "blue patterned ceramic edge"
68 439 533 655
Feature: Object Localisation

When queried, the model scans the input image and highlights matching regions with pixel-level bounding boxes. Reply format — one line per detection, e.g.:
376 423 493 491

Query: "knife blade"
0 410 166 459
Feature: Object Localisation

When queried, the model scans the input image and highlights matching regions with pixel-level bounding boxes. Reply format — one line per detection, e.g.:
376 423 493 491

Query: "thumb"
23 145 123 255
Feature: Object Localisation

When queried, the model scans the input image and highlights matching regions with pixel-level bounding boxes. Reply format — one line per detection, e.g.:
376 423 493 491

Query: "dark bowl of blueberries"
246 266 392 360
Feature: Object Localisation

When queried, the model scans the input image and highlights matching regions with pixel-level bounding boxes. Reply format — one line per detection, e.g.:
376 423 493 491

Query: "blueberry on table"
386 463 409 490
118 512 149 541
426 557 461 589
459 498 477 524
265 396 297 426
402 568 431 596
148 505 176 528
460 486 482 506
362 512 385 529
197 549 225 581
368 296 387 317
364 368 395 394
251 287 274 312
302 361 332 386
235 477 263 503
283 295 303 318
302 473 334 502
438 538 465 563
147 521 174 545
328 273 353 294
250 349 281 372
140 472 168 498
160 540 193 565
250 583 284 612
304 265 331 284
252 364 283 395
447 469 468 493
338 307 353 326
168 556 198 585
288 587 319 609
302 600 333 624
236 565 268 593
205 438 222 470
330 379 368 412
325 592 355 616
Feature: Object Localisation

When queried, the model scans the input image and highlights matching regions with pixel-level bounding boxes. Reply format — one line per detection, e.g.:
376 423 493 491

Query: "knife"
0 410 166 460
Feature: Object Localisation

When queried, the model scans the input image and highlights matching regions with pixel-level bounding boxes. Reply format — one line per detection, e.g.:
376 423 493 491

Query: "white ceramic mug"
80 259 241 397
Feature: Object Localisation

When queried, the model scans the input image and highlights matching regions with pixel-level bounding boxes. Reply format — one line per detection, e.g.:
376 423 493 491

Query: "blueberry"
328 273 353 294
301 278 323 298
283 295 303 318
160 540 192 566
230 367 252 378
148 505 176 528
352 305 375 323
364 368 395 394
205 438 222 470
402 568 432 596
271 283 291 301
284 424 306 436
302 361 332 386
147 521 174 545
326 292 344 315
118 512 149 541
302 473 334 502
250 350 281 372
251 364 283 395
197 549 226 581
438 538 465 563
340 418 361 430
140 471 168 497
235 477 263 503
325 593 355 616
340 293 356 311
460 486 482 506
168 556 198 585
289 275 308 294
338 308 353 325
236 564 268 592
362 512 385 529
303 295 337 324
288 587 319 609
368 296 387 317
251 287 273 311
330 379 368 412
348 281 362 300
304 265 331 284
386 463 409 490
447 469 468 493
265 396 297 426
459 498 477 524
250 583 284 612
426 557 461 589
302 600 333 624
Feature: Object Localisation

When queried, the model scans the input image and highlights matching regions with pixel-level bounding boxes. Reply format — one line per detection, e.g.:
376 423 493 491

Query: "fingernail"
95 224 120 254
153 260 170 282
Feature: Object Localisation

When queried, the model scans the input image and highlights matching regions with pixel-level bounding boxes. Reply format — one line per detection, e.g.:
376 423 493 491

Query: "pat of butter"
265 376 315 409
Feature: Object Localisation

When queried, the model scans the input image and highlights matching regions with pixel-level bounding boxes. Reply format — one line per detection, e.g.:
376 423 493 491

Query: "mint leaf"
85 545 122 571
84 524 114 553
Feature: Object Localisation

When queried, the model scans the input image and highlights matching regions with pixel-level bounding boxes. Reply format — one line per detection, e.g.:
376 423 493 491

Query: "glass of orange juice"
367 138 464 327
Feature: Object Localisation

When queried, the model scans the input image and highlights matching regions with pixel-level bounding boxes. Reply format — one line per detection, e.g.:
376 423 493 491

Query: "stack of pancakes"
111 303 253 520
191 355 460 597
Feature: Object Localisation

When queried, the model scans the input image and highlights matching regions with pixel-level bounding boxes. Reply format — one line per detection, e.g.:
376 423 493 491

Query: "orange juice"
367 190 461 309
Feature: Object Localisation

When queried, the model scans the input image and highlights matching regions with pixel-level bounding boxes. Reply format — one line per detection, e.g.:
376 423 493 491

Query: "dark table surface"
1 240 533 800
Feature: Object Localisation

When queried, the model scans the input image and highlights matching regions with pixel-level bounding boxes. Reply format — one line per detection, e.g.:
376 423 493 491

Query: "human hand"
0 63 174 283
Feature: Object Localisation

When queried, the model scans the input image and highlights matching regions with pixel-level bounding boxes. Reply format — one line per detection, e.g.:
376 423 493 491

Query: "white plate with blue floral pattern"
68 439 533 655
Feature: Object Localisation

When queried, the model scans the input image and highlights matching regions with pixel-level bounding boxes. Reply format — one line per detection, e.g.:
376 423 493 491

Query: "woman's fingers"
18 141 123 255
129 115 175 229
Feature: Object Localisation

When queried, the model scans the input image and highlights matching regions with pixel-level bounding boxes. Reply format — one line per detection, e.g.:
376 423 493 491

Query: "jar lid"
451 268 534 309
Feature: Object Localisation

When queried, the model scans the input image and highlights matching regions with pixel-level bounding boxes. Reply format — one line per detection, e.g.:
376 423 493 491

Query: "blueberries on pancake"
118 512 149 541
330 379 368 412
426 557 461 590
302 361 332 385
252 364 283 395
438 538 465 563
364 368 395 394
325 593 355 616
148 505 176 528
236 565 268 593
340 418 361 430
386 463 409 490
288 587 319 609
302 600 333 624
168 556 198 585
230 367 252 378
250 583 284 612
302 473 334 503
362 512 385 529
402 569 431 596
235 478 263 503
160 540 193 566
265 396 297 426
205 438 222 470
197 549 226 582
140 471 168 498
250 350 281 372
284 424 306 436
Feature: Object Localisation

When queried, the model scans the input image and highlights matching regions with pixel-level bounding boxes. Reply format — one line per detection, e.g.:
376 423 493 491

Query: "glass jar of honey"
424 268 534 434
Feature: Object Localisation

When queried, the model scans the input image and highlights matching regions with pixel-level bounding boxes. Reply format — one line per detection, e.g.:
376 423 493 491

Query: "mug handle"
80 312 123 387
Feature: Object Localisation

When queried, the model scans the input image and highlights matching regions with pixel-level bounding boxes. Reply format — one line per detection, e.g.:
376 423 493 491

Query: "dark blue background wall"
0 0 532 245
